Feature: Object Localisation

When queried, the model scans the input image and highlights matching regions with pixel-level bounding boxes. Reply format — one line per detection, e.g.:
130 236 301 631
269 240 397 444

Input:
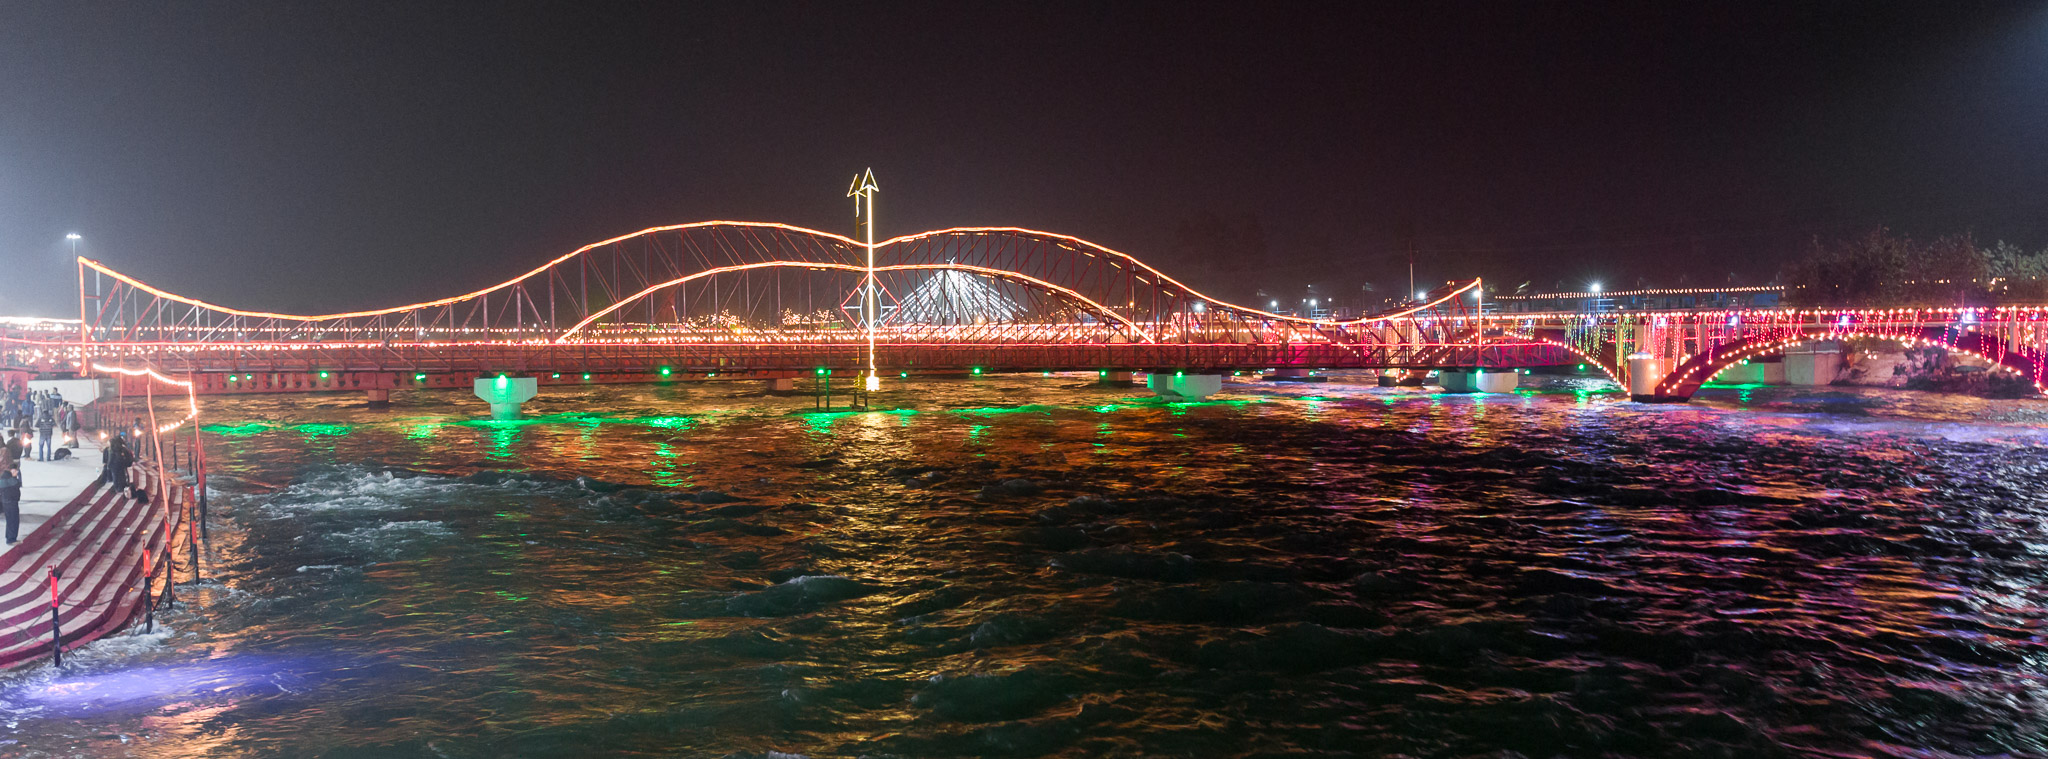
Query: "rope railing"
9 362 210 669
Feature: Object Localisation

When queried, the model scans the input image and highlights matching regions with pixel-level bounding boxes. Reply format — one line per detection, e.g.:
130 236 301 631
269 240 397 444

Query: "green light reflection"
203 422 277 437
295 423 352 438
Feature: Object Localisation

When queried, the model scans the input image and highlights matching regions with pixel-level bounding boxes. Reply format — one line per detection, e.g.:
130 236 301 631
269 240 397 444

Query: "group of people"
0 380 114 546
3 382 80 462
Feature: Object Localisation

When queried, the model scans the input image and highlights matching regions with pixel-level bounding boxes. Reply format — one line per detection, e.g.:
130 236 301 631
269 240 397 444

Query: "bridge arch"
1652 327 2048 400
1515 329 1626 386
553 261 1153 343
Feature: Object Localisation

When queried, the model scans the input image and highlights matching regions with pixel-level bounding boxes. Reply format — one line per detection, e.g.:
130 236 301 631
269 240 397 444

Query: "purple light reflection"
15 655 330 716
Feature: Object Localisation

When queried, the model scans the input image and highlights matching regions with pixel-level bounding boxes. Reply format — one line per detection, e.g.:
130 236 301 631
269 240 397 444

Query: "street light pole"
67 234 86 374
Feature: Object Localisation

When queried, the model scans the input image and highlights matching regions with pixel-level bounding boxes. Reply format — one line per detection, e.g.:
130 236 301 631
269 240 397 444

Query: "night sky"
4 1 2046 317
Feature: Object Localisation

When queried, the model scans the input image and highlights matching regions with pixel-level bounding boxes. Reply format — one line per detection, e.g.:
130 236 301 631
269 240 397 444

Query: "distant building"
1491 285 1784 313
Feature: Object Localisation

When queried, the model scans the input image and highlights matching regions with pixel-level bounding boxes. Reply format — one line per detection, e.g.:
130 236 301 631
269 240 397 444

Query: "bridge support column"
1627 354 1685 403
365 389 390 408
767 378 795 392
1146 373 1223 401
1437 369 1518 393
1474 370 1517 393
474 376 539 420
1102 371 1134 385
1785 341 1843 386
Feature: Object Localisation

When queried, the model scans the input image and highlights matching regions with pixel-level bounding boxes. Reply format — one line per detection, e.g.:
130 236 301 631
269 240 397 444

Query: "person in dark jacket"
0 441 21 544
32 407 54 461
104 433 132 490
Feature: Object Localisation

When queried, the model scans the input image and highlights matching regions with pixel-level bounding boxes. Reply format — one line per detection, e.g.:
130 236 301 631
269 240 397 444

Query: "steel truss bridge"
2 222 2043 402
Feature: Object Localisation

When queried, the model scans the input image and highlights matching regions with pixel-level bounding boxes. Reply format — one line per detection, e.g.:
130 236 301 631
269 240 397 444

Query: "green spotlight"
971 367 983 375
318 371 330 379
582 373 592 380
551 372 561 378
816 367 828 376
659 366 672 376
414 373 427 381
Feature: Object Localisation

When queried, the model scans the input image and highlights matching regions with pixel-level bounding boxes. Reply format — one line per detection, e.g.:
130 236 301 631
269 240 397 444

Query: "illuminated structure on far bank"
23 216 2046 405
896 268 1027 326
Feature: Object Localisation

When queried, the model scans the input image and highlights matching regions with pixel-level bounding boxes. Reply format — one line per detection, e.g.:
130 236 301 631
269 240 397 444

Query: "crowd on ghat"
0 378 136 546
4 380 81 462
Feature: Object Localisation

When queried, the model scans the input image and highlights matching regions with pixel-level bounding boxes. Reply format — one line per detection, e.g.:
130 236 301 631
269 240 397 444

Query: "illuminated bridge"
10 221 2047 406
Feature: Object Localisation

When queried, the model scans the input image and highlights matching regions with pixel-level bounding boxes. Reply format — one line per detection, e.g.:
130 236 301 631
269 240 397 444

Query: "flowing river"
2 373 2045 757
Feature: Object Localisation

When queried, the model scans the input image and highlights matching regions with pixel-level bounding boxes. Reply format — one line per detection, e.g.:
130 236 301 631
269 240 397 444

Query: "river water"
2 373 2045 758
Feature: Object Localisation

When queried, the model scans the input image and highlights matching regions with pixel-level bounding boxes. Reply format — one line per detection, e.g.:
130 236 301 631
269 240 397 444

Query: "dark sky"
4 1 2047 316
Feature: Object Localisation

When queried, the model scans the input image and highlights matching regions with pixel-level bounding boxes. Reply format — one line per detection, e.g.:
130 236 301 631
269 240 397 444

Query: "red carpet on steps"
0 468 177 670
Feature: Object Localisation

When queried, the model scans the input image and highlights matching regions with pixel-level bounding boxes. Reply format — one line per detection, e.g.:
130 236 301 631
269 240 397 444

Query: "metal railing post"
48 569 62 667
188 486 200 583
142 547 155 634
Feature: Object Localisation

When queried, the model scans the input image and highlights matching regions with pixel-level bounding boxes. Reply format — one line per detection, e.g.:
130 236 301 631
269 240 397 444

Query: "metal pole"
143 382 174 608
188 485 200 583
77 256 90 378
851 170 880 391
193 423 208 540
1476 281 1485 364
141 547 155 634
47 569 62 667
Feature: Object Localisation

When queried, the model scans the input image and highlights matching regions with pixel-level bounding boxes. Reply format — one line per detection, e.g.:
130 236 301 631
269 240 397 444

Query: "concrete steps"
0 467 185 670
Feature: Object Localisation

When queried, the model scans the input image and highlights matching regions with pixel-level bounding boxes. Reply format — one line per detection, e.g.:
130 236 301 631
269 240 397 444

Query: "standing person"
59 403 78 448
0 440 20 545
105 432 131 491
32 406 54 462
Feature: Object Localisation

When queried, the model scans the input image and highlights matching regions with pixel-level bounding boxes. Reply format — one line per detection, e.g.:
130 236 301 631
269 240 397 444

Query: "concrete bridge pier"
767 377 796 392
365 389 391 408
1101 370 1134 385
1626 354 1686 403
1436 369 1518 393
1146 373 1223 400
474 376 539 420
1785 341 1843 386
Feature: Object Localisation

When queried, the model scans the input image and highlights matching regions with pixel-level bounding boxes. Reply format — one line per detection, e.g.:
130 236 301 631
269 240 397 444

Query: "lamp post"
68 234 86 372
